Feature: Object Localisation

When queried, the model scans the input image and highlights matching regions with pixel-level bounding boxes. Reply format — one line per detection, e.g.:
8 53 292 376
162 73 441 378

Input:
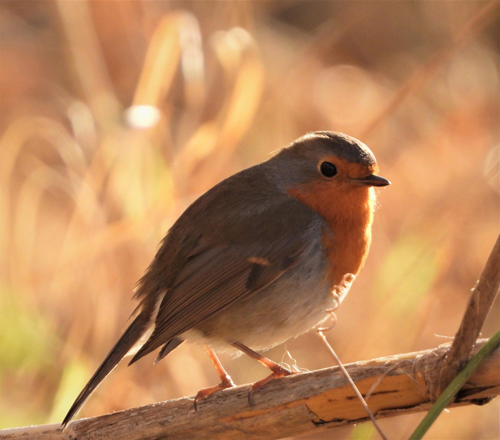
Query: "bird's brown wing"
129 229 311 364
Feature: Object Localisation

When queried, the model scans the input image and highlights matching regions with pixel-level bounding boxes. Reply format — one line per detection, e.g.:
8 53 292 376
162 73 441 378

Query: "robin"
61 131 390 427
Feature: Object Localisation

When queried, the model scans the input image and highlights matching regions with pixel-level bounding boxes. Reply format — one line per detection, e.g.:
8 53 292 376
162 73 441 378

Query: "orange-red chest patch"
289 183 374 288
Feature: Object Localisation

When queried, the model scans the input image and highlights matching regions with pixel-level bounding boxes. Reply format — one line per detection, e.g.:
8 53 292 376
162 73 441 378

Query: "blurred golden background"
0 1 498 439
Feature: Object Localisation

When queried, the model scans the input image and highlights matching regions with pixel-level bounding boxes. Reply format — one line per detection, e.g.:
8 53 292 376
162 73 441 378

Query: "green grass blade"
409 330 500 440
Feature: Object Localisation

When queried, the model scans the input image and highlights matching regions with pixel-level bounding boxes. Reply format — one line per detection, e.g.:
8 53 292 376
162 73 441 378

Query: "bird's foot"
248 364 296 406
194 374 236 411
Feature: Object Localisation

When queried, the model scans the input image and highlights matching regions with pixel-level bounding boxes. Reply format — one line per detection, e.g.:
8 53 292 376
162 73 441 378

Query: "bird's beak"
351 174 391 187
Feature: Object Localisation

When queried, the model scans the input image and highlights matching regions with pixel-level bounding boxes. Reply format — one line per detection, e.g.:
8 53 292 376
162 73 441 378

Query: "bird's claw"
247 365 296 406
193 376 236 411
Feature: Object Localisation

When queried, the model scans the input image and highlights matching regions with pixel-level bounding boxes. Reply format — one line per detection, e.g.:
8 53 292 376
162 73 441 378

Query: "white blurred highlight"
125 105 162 129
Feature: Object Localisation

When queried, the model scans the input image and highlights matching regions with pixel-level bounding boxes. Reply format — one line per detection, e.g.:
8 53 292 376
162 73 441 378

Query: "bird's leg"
229 340 296 406
194 345 236 410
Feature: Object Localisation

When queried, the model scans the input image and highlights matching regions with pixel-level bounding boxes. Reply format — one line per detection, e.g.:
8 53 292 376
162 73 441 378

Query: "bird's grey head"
287 131 377 167
266 131 384 191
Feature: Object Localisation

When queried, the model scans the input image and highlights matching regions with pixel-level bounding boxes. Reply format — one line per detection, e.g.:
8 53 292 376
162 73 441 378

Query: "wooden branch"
2 340 499 440
431 234 500 397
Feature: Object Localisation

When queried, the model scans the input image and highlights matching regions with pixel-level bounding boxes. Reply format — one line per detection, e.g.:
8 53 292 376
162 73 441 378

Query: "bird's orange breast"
289 183 375 287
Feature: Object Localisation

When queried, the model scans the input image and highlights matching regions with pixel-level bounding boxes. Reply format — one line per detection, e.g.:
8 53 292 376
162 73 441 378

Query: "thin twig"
315 272 388 440
317 330 389 440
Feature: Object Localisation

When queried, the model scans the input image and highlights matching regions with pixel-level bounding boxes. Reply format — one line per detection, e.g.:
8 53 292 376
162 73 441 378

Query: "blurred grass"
351 424 375 440
0 1 498 439
0 283 53 370
375 233 440 311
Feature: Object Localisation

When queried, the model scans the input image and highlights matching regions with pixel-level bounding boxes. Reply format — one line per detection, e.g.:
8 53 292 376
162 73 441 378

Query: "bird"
61 131 390 427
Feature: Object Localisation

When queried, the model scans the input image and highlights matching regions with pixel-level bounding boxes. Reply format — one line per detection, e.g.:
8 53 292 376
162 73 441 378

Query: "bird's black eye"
320 161 337 178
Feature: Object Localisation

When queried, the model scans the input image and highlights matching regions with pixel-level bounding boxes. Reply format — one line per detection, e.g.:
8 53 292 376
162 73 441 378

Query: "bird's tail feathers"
61 313 149 428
